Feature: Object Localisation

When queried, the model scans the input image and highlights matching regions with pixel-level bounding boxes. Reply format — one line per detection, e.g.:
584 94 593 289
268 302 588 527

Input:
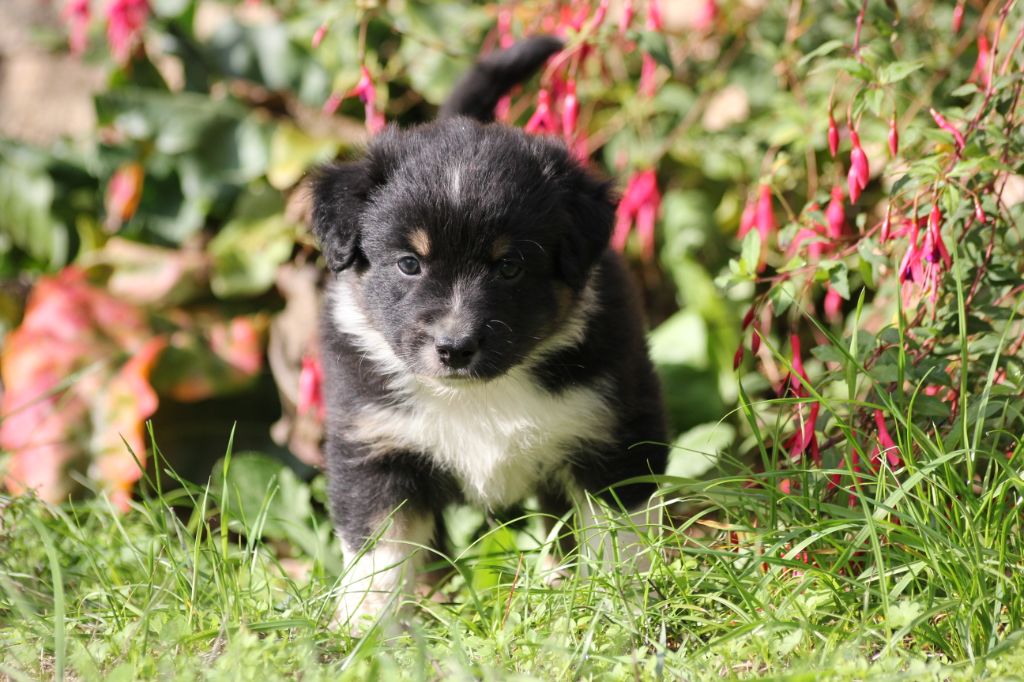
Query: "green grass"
3 300 1024 680
2 432 1024 681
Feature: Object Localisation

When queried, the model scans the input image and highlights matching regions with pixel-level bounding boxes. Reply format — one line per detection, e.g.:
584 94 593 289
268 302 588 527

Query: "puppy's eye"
397 256 422 276
496 258 522 280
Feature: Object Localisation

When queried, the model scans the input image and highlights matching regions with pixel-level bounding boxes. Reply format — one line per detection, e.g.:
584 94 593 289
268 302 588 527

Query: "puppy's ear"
309 161 374 272
560 169 616 289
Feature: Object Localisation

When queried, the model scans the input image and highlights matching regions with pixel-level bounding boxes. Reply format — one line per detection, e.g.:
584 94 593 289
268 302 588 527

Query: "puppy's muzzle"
435 334 480 370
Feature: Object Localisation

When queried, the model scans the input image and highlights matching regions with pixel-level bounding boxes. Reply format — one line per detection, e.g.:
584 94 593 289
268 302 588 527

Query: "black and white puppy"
310 37 668 626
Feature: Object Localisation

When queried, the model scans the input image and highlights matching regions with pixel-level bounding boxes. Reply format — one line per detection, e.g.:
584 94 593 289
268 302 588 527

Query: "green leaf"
209 184 296 298
212 452 315 547
638 31 673 70
266 122 341 190
876 60 923 84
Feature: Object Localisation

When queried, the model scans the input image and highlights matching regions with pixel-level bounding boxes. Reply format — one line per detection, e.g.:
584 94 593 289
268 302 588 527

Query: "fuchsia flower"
826 185 846 239
693 0 719 32
888 114 899 157
619 0 635 36
952 1 965 33
638 0 662 97
788 334 810 398
824 287 842 322
737 185 775 271
612 169 661 260
880 203 893 243
562 80 580 141
755 184 776 241
63 0 91 57
324 66 386 134
525 89 558 134
847 129 869 202
974 196 987 224
298 354 324 420
929 108 966 152
106 0 149 65
871 410 902 468
827 111 840 157
311 21 329 49
970 35 992 92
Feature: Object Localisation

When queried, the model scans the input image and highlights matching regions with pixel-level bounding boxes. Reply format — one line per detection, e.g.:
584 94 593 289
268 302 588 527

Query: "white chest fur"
352 375 611 507
330 276 611 507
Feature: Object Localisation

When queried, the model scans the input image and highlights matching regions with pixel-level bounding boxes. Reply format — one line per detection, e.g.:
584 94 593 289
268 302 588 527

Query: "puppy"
310 36 668 627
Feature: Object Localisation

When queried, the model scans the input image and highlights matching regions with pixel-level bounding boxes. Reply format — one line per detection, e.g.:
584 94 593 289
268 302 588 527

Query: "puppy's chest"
353 377 612 507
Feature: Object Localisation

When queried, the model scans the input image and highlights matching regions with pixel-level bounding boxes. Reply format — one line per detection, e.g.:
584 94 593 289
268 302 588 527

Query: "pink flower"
888 114 899 157
970 35 992 92
952 1 965 33
974 196 987 224
106 0 148 65
826 185 846 239
619 0 635 36
324 66 386 134
786 401 820 462
871 410 901 468
693 0 719 32
612 169 661 260
929 108 966 152
788 334 810 398
525 89 558 134
298 354 324 420
847 129 869 202
880 203 893 243
497 10 515 49
562 80 579 141
63 0 91 57
755 184 776 242
312 21 329 49
638 0 662 97
827 111 840 157
824 286 842 322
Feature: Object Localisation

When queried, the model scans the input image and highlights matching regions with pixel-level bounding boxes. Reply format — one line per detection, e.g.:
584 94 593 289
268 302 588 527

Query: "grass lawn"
3 428 1024 681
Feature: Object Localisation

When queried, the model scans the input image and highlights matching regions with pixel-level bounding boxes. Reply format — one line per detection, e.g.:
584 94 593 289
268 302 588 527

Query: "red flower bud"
848 129 869 199
970 35 992 92
742 306 756 330
619 0 635 36
824 286 842 322
888 114 899 157
827 112 839 157
880 203 893 243
738 198 756 238
733 344 744 370
562 80 579 140
755 184 776 241
847 164 862 203
973 196 987 224
929 108 966 151
312 21 329 48
952 2 965 33
525 89 557 134
826 185 845 239
751 326 762 354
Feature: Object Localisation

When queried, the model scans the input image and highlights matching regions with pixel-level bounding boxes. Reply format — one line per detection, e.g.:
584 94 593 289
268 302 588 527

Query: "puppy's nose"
435 335 480 370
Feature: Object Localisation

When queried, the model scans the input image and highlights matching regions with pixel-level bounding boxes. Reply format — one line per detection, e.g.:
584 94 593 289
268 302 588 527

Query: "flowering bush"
0 0 1022 530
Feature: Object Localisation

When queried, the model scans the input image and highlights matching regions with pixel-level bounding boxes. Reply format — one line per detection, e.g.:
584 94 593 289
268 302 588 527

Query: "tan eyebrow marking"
491 235 512 261
408 229 431 258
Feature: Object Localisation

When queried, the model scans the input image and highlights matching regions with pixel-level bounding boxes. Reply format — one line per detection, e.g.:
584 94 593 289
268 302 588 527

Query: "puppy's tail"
439 35 563 123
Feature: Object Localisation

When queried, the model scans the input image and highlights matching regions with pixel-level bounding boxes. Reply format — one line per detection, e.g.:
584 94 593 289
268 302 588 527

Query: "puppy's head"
312 118 613 381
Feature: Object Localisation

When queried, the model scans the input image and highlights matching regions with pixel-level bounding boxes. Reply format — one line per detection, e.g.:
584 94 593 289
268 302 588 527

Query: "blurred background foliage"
0 0 1022 510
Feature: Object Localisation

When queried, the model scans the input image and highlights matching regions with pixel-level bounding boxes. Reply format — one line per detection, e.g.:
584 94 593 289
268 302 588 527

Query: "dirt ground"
0 0 103 144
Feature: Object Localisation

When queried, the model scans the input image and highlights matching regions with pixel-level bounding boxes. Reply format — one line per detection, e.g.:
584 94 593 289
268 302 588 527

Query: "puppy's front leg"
326 447 437 631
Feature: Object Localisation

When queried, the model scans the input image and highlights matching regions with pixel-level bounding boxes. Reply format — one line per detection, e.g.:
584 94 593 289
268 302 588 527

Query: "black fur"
312 39 668 559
